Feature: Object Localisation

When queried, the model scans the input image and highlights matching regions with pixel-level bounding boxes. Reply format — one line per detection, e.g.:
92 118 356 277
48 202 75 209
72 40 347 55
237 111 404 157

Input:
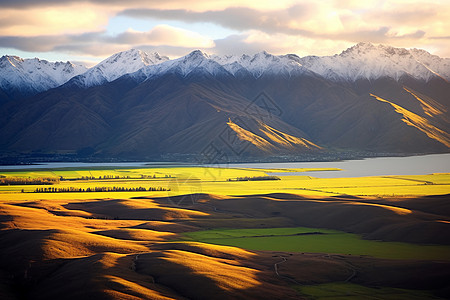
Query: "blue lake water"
224 153 450 178
0 153 449 178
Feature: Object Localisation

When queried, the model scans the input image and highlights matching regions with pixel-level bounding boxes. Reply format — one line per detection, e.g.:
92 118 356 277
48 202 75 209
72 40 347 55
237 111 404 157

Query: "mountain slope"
211 51 309 78
0 44 449 160
0 55 87 101
370 93 450 148
66 49 169 88
299 42 450 82
2 43 449 98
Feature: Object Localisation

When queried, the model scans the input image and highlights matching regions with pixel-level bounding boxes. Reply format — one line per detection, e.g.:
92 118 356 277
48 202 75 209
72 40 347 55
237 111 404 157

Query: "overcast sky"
0 0 449 66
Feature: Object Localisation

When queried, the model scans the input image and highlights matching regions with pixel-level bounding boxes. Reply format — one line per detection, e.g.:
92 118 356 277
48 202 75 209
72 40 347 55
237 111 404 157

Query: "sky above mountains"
0 0 449 66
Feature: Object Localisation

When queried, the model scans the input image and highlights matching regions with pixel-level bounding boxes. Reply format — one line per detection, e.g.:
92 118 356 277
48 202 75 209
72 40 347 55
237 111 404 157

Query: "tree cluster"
32 186 170 193
1 176 59 185
61 174 173 181
227 176 281 182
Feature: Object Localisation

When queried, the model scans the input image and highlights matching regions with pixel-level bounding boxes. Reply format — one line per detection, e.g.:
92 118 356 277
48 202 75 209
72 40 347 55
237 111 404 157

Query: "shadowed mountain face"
0 69 449 159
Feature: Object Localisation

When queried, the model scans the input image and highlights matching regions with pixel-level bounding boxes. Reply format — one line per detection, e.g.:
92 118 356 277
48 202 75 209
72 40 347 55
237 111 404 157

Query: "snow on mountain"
136 50 309 80
95 45 450 83
409 48 450 81
211 51 308 77
299 42 450 82
2 44 448 99
138 50 228 79
0 55 87 97
69 49 169 87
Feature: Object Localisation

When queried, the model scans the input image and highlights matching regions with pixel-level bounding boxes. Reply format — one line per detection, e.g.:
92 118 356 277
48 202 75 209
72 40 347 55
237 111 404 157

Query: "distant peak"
355 41 375 48
255 50 274 57
185 50 209 59
105 49 147 60
342 42 376 55
117 48 141 54
340 42 416 58
151 52 164 60
1 55 23 62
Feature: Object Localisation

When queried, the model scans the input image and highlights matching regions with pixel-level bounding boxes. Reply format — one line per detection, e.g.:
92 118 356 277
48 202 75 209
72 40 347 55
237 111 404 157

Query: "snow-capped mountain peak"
2 43 449 100
136 49 309 80
184 50 210 60
409 48 450 81
210 51 306 78
300 43 450 82
138 49 227 79
68 49 169 87
0 55 87 99
98 49 168 79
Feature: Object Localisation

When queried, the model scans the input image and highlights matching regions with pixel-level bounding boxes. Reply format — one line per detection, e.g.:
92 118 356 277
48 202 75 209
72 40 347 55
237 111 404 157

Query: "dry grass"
0 166 449 299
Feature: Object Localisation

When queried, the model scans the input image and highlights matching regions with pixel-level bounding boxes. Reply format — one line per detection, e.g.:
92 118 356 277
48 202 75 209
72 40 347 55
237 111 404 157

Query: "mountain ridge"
66 49 170 88
2 43 449 101
299 42 450 82
0 43 449 160
0 55 87 100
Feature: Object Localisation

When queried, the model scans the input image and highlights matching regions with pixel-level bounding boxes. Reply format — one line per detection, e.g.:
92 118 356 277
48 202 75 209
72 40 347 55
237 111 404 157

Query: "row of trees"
1 176 59 185
140 174 172 179
77 175 131 180
32 186 170 193
61 174 173 180
227 176 281 182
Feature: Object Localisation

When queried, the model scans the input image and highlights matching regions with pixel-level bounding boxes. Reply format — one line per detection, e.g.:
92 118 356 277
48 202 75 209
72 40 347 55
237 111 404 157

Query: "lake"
0 153 449 178
224 153 450 178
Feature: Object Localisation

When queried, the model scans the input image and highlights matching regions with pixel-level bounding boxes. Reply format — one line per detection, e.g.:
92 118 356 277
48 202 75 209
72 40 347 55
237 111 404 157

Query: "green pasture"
295 282 442 300
182 227 450 260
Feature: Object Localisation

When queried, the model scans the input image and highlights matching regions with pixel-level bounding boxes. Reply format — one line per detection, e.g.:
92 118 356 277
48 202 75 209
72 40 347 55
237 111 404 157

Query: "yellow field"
0 165 449 299
0 166 449 202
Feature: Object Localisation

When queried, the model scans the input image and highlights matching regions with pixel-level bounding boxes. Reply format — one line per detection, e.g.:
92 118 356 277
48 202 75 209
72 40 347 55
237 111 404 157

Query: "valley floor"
0 166 449 299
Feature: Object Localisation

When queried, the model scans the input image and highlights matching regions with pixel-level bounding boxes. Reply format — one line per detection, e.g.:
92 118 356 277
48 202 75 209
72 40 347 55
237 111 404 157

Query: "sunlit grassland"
0 165 448 299
295 282 440 300
0 166 336 180
0 167 449 201
182 227 450 260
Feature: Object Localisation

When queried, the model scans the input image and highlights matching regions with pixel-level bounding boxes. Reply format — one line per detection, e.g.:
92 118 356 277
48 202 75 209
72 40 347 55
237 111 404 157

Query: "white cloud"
0 0 449 59
212 31 353 57
127 25 215 48
0 4 111 36
0 24 214 58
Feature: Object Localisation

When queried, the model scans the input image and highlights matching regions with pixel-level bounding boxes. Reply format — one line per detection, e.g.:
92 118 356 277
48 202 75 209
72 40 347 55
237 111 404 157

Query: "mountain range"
0 42 449 161
0 56 87 100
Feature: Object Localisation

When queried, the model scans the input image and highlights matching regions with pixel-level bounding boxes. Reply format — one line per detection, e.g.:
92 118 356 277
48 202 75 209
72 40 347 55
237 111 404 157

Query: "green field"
1 166 449 200
0 165 449 299
295 283 442 300
182 227 450 260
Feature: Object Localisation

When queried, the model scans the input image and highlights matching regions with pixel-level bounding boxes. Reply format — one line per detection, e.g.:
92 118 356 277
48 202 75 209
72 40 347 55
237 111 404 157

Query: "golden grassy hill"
1 192 449 299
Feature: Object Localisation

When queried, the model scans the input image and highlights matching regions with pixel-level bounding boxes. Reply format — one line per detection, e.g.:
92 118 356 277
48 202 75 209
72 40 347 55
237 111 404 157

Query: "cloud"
0 35 71 52
430 36 450 40
0 0 449 60
111 25 214 47
119 6 315 36
367 6 439 26
117 2 450 57
212 31 353 57
0 5 111 36
117 4 443 43
0 25 214 56
0 0 295 10
119 6 434 45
